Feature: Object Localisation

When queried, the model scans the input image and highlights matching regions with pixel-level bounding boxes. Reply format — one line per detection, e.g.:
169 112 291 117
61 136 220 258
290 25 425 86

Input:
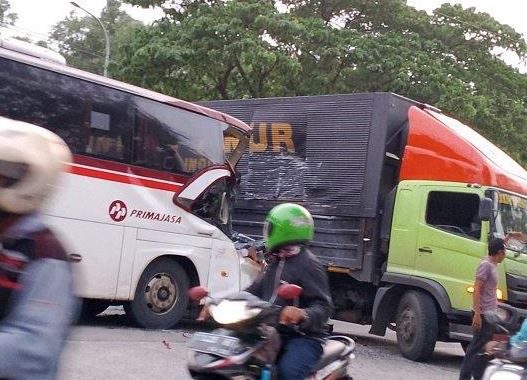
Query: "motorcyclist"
0 117 77 379
508 318 527 359
484 311 527 361
245 203 333 380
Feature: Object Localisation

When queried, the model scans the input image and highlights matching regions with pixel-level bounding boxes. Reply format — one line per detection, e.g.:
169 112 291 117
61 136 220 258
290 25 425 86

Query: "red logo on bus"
109 200 127 222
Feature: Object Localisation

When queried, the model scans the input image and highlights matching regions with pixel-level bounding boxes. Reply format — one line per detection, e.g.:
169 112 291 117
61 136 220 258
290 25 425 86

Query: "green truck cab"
199 93 527 361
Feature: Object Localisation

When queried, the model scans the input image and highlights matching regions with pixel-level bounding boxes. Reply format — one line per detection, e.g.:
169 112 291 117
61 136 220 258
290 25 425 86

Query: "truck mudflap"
369 273 452 336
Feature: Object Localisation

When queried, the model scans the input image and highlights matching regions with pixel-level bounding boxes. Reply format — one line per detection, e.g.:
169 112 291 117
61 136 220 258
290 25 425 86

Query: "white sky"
4 0 527 71
407 0 527 38
6 0 164 39
6 0 527 40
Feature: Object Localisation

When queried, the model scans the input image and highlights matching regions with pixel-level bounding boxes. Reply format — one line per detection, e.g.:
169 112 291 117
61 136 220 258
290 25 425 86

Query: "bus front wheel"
125 258 189 329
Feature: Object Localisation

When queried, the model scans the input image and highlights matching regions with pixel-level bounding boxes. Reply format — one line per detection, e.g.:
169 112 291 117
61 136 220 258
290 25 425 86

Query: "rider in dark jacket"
245 203 333 380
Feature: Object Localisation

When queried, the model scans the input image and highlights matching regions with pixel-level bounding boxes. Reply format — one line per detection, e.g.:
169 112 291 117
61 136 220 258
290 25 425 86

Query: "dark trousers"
459 314 495 380
277 336 323 380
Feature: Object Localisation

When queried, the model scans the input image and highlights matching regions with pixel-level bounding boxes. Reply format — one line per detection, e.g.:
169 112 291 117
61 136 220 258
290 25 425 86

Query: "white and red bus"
0 44 260 328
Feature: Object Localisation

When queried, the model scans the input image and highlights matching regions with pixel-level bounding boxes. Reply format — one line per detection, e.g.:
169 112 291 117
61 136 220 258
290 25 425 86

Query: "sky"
5 0 527 40
5 0 164 39
407 0 527 38
3 0 527 71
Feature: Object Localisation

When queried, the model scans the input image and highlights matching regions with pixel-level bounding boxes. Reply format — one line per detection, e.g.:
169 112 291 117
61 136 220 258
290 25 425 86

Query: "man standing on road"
459 238 506 380
0 118 77 379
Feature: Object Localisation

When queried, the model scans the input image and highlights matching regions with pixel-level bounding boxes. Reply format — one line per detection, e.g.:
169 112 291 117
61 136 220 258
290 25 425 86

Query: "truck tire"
125 258 189 329
395 290 438 361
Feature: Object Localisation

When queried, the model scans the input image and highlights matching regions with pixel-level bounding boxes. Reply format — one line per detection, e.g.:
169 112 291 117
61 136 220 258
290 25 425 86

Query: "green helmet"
264 203 314 251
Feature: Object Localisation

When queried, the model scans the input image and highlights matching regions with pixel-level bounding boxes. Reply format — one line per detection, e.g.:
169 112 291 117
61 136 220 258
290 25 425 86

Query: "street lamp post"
70 1 110 77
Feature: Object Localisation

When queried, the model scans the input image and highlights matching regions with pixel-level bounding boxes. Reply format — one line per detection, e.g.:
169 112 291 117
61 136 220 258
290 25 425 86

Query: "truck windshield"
492 191 527 254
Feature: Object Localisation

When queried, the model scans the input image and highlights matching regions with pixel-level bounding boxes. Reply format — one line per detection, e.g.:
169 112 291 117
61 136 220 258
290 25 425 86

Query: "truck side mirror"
478 197 493 222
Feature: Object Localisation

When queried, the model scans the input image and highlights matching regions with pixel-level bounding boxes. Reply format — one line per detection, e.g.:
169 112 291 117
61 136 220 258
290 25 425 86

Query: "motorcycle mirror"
277 284 303 300
188 286 209 301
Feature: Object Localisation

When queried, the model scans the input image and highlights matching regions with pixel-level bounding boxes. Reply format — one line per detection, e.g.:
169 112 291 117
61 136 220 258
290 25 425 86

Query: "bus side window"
0 57 133 163
84 109 129 161
133 105 186 174
0 58 86 153
80 88 132 163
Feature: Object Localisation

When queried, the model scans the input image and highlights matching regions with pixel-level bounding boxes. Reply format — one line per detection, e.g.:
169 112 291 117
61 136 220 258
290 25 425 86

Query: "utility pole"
70 2 110 77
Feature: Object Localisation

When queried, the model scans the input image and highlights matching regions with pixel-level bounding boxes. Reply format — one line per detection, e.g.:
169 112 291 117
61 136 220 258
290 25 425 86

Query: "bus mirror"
478 197 493 222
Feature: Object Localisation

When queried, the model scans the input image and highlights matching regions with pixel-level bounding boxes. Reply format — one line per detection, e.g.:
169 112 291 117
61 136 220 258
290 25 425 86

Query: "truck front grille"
506 273 527 307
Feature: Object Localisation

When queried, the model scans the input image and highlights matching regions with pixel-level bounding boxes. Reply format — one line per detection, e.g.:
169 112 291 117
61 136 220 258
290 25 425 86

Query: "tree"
114 0 304 99
50 0 141 75
0 0 17 26
0 1 47 45
119 0 527 165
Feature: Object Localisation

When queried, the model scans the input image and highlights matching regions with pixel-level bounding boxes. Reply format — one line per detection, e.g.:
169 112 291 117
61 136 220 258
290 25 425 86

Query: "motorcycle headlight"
209 300 262 324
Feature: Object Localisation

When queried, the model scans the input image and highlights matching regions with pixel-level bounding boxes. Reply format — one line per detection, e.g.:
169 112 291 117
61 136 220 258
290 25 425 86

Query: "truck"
199 92 527 361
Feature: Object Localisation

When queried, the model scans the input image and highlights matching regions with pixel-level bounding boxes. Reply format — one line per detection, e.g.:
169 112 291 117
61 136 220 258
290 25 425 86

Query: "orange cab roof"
400 106 527 196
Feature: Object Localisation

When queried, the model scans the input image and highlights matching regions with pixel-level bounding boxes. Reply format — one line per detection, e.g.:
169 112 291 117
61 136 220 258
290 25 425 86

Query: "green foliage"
117 1 527 165
50 0 141 75
0 0 17 25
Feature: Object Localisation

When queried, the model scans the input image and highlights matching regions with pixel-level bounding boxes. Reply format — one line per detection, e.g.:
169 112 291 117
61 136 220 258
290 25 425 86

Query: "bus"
0 45 260 329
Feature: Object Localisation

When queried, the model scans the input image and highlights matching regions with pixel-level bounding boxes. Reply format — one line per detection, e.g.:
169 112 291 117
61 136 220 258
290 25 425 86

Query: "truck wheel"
125 258 189 329
395 290 438 361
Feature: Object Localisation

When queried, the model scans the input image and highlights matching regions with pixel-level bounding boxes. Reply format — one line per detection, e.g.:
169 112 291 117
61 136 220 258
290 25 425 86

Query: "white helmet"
0 117 72 214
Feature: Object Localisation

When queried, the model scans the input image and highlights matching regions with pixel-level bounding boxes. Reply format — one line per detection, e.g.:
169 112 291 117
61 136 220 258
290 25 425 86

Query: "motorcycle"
186 284 355 380
482 303 527 380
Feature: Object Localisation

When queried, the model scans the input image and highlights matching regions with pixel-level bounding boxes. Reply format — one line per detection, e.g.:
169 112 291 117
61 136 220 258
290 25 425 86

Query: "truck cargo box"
199 93 422 272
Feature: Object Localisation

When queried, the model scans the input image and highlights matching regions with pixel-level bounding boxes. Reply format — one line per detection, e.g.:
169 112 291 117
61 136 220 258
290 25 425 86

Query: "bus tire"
395 290 438 361
125 258 189 329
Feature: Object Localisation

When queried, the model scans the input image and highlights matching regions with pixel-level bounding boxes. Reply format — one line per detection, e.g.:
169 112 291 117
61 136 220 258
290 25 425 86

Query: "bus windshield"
492 191 527 254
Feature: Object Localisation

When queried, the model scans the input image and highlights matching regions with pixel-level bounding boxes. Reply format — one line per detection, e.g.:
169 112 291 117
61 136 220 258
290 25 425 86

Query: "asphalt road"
58 307 465 380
